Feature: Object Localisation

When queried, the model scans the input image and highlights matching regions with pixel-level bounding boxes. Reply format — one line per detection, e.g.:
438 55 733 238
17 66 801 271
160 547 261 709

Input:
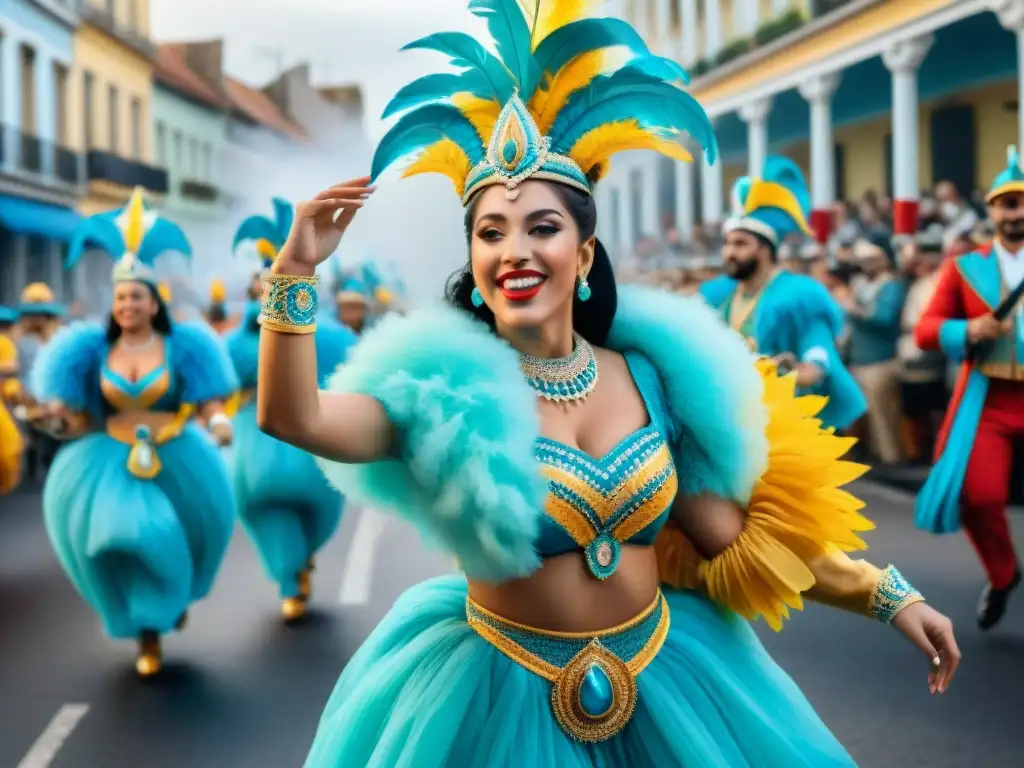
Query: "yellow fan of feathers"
402 138 473 196
530 50 605 135
569 120 692 178
531 0 601 50
654 359 873 631
453 93 501 143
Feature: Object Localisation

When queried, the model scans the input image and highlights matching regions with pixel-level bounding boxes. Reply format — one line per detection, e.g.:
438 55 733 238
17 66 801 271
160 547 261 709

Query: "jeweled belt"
466 591 669 743
105 405 194 480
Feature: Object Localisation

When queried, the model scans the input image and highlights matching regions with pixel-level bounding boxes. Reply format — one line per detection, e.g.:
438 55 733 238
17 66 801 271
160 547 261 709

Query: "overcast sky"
150 0 486 140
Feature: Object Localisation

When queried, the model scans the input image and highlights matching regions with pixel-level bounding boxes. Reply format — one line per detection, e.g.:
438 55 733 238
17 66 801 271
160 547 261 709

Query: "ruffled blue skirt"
231 403 343 597
42 423 235 639
304 575 854 767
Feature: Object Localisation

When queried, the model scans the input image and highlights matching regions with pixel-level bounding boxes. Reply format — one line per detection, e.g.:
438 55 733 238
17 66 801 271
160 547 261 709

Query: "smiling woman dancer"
258 2 960 764
29 188 238 678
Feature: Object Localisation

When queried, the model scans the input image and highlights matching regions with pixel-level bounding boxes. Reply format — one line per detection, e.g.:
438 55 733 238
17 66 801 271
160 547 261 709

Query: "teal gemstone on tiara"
502 138 520 167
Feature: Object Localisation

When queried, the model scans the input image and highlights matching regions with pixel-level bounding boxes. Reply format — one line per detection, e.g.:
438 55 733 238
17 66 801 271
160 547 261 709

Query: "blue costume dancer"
701 158 866 431
228 199 357 620
254 3 958 764
30 188 239 678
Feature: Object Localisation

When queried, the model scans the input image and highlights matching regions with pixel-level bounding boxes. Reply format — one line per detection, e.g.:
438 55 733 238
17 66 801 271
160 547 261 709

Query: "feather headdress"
986 145 1024 203
232 197 294 270
67 186 191 287
725 156 813 246
372 0 716 205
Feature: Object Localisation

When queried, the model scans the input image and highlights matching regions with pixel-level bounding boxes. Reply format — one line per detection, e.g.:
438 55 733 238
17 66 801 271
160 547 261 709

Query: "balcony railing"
80 3 156 59
180 178 219 203
85 148 168 194
0 124 84 188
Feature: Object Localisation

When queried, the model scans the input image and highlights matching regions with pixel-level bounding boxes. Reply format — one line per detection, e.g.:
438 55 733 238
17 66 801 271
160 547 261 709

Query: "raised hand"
275 176 376 274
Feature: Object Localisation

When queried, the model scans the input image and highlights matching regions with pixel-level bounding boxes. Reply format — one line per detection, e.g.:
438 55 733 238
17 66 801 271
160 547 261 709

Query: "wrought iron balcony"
79 2 156 59
0 124 83 188
85 148 168 194
180 178 218 202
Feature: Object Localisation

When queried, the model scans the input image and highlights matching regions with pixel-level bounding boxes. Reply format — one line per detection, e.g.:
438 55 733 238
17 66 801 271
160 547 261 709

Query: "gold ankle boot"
135 632 162 678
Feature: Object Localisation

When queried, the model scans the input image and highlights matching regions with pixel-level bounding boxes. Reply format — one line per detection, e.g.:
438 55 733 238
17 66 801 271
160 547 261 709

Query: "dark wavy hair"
105 280 173 343
444 180 617 346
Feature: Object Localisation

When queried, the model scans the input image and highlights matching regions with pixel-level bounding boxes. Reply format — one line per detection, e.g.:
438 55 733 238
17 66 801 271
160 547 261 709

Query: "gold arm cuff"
259 317 317 335
260 272 320 334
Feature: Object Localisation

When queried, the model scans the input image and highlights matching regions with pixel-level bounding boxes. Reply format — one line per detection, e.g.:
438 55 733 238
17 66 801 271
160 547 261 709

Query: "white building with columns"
600 0 1024 257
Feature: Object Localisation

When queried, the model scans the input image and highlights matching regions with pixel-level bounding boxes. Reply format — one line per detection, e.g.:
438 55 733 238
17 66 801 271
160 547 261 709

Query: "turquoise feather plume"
232 197 293 252
760 156 811 217
67 208 191 268
468 0 539 93
382 72 495 119
401 32 516 103
272 197 294 239
372 104 486 182
549 68 716 161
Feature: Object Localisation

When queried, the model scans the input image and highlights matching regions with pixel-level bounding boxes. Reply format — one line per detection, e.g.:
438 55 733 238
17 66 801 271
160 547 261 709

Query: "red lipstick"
497 269 547 302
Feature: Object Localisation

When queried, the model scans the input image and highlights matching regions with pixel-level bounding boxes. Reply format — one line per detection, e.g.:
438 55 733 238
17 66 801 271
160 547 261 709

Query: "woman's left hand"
891 601 960 695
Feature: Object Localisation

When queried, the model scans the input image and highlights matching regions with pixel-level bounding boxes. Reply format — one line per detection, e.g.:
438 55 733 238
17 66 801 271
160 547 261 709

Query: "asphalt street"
2 478 1023 768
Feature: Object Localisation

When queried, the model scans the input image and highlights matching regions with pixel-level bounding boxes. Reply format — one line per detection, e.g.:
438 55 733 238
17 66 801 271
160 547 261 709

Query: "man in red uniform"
916 146 1024 630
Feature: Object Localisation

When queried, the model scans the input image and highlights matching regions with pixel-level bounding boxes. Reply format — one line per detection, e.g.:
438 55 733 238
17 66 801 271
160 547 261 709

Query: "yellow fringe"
531 0 601 50
569 120 692 178
530 50 605 135
452 94 501 144
401 139 472 197
654 359 873 631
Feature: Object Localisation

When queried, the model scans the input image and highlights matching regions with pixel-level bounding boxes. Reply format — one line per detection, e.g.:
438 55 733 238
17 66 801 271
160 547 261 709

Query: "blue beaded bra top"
532 352 678 578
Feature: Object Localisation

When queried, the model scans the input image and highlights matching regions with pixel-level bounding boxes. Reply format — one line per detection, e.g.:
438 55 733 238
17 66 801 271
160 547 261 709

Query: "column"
1 34 21 172
655 0 674 55
704 0 723 62
701 154 724 225
798 73 840 244
641 154 661 237
680 0 698 67
989 0 1024 150
675 160 696 243
739 97 772 177
735 0 759 36
771 0 789 12
883 35 933 236
37 52 55 177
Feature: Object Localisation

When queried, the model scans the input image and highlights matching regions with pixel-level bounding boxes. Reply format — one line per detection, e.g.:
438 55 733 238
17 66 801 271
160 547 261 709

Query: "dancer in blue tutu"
29 187 238 678
228 199 357 621
257 3 960 764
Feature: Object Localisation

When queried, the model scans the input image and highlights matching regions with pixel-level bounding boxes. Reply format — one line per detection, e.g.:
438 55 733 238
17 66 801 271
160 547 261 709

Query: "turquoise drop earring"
576 276 591 302
471 286 484 307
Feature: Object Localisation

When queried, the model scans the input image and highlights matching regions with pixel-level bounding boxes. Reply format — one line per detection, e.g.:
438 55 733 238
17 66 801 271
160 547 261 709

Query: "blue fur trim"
170 321 239 404
29 321 107 416
606 285 767 505
315 308 544 582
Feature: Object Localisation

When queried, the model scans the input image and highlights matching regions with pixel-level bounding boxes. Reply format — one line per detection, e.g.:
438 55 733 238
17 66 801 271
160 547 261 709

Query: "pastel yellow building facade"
70 0 162 216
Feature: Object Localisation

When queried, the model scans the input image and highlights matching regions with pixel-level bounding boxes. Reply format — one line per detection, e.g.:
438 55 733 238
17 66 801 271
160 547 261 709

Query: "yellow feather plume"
123 186 147 254
157 281 173 303
452 93 500 143
255 239 278 261
569 120 693 176
532 0 600 50
402 139 472 196
530 50 605 135
209 279 226 303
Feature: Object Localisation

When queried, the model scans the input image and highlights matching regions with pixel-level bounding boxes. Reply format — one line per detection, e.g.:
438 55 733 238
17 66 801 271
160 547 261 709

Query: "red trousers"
960 380 1023 589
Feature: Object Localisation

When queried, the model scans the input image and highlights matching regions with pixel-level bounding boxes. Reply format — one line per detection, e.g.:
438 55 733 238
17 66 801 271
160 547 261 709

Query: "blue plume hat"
337 273 369 305
232 197 294 270
67 186 191 288
986 146 1024 203
724 157 813 246
373 0 716 205
0 306 18 324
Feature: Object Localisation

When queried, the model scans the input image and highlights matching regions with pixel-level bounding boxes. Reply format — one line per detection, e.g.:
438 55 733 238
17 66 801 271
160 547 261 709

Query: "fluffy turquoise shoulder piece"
315 307 545 582
170 321 240 404
29 321 107 417
606 285 768 505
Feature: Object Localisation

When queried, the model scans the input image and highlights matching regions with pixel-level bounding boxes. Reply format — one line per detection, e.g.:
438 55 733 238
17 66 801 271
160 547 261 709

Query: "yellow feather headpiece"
373 0 716 205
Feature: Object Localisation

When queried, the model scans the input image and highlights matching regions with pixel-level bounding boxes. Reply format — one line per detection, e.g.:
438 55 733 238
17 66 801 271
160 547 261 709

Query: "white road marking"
338 507 388 606
17 704 89 768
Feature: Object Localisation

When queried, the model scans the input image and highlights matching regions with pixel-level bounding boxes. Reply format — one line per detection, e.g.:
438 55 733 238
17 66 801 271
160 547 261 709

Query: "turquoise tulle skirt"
231 402 343 597
304 575 854 767
43 423 235 639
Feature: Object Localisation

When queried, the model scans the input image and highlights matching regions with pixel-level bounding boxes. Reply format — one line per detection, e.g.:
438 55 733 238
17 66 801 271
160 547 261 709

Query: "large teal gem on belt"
579 663 614 718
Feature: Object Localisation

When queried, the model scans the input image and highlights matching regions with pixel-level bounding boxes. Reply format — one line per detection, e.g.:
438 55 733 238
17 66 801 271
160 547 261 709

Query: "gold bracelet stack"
260 273 320 334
